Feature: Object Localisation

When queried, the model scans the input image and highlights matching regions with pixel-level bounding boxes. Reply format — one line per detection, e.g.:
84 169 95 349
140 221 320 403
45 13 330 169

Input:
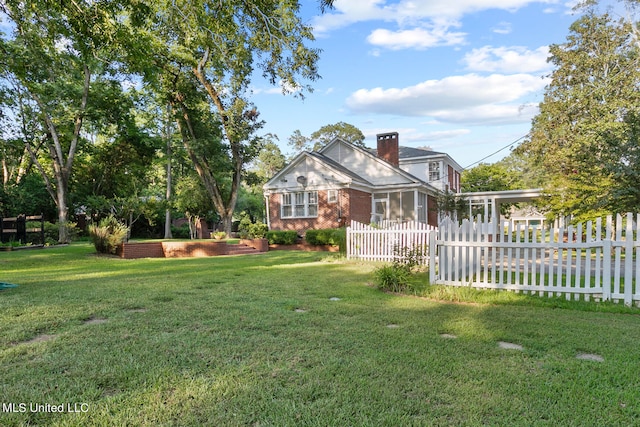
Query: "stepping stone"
329 297 341 301
440 333 457 339
498 341 523 351
24 334 56 344
295 308 306 313
386 324 399 328
84 317 108 325
576 353 604 362
127 308 147 313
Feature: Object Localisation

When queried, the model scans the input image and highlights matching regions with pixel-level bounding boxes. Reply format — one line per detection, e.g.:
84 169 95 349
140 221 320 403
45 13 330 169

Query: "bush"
88 215 130 254
248 222 268 239
266 230 298 245
305 228 346 253
171 224 191 239
373 245 426 293
237 213 268 239
374 264 412 293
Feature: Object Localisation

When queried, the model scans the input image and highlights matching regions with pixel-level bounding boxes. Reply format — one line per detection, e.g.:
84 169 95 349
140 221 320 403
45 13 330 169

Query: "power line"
462 133 530 171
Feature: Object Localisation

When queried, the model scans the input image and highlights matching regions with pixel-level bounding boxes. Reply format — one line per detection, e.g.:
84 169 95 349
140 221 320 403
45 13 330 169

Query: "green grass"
1 244 640 426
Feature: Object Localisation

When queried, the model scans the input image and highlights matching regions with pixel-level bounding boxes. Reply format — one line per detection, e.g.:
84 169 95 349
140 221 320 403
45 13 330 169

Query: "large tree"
137 0 324 235
0 0 141 242
288 122 366 154
518 11 640 222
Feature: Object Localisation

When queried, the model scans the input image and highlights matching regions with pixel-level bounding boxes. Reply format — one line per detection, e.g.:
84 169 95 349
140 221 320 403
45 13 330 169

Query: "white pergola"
460 188 543 224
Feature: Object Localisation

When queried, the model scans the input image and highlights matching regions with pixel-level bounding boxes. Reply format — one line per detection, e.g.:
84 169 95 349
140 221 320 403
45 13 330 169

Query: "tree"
461 163 518 193
288 122 366 154
137 0 324 235
518 11 640 222
0 0 139 242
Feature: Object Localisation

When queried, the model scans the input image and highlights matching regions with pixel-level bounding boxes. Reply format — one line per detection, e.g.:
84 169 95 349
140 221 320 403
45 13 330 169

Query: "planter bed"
118 240 268 259
268 243 339 252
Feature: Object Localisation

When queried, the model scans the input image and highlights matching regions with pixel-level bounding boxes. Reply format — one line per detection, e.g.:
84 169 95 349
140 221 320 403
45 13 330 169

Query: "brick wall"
342 188 372 224
269 188 373 234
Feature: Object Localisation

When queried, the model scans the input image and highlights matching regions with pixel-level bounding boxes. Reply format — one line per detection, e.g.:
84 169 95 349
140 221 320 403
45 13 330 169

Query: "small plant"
212 231 227 240
373 245 426 293
374 264 412 293
88 215 129 254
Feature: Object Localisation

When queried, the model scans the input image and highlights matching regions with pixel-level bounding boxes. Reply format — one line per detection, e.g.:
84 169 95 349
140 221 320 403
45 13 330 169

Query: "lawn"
1 244 639 426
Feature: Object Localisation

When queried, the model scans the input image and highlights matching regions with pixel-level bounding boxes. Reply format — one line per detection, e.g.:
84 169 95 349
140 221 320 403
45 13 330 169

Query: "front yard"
1 244 639 426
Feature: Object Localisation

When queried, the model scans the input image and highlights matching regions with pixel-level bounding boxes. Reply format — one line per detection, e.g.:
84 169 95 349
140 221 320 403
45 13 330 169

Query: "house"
263 132 463 234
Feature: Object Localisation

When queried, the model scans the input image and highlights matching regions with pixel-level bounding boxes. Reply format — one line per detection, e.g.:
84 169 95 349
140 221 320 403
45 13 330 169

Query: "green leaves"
521 11 640 220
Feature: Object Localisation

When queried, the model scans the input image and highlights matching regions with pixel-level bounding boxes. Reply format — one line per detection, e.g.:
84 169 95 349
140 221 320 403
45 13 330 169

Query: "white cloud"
345 73 548 125
313 0 556 35
462 46 551 73
492 21 512 34
366 21 466 49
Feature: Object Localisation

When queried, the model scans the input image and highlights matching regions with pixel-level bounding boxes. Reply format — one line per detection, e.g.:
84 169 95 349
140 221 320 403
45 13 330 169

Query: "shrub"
373 245 426 293
88 215 130 254
266 230 298 245
248 222 268 239
171 224 191 239
374 264 412 293
305 228 346 253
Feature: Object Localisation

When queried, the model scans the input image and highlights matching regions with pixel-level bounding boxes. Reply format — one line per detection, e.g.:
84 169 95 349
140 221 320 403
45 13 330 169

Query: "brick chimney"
376 132 399 167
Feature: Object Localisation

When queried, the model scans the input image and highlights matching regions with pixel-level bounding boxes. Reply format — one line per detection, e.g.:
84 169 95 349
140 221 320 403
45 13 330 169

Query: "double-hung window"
281 191 318 218
428 161 440 182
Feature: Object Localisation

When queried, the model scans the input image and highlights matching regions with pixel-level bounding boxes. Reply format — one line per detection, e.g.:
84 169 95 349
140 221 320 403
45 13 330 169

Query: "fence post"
17 214 26 244
346 223 352 260
429 231 436 284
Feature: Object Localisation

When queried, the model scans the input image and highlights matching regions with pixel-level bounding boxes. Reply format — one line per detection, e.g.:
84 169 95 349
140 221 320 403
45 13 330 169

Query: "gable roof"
264 138 442 193
305 151 373 186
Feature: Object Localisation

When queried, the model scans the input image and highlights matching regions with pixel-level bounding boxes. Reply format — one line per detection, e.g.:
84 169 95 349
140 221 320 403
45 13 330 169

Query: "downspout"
264 195 271 229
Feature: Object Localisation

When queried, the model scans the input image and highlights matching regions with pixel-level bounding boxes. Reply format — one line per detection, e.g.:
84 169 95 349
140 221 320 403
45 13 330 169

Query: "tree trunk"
164 103 173 239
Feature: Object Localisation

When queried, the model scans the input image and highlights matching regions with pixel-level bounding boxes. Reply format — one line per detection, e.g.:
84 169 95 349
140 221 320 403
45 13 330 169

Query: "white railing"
430 214 640 306
346 220 437 264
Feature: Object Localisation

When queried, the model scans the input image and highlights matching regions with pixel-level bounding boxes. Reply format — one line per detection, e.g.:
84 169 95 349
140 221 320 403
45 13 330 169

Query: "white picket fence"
347 214 640 306
346 220 436 264
431 213 640 306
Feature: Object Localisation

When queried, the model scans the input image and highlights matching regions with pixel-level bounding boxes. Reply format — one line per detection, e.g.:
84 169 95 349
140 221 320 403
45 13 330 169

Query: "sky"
248 0 617 169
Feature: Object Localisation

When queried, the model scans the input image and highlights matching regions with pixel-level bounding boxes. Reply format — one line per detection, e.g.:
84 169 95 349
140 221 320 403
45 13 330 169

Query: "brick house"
263 132 462 234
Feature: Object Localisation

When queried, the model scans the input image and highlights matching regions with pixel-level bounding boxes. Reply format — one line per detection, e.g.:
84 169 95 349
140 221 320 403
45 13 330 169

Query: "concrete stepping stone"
440 333 457 339
498 341 524 351
576 353 604 362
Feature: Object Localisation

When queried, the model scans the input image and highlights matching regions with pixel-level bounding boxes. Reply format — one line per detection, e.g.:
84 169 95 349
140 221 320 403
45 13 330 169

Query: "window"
281 191 318 218
327 190 338 203
428 161 440 182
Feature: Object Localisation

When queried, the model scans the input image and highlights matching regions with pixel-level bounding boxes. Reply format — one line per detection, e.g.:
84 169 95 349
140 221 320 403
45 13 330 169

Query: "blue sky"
249 0 602 168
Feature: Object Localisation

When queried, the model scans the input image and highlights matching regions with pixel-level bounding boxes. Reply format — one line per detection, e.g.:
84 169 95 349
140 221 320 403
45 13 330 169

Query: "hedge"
265 230 299 245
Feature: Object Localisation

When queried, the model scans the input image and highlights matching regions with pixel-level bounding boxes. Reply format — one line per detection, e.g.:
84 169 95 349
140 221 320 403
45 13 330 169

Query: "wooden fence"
430 213 640 306
1 214 45 244
346 220 436 264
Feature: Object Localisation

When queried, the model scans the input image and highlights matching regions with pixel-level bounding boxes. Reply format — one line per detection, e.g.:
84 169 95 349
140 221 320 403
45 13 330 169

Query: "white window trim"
281 191 318 218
